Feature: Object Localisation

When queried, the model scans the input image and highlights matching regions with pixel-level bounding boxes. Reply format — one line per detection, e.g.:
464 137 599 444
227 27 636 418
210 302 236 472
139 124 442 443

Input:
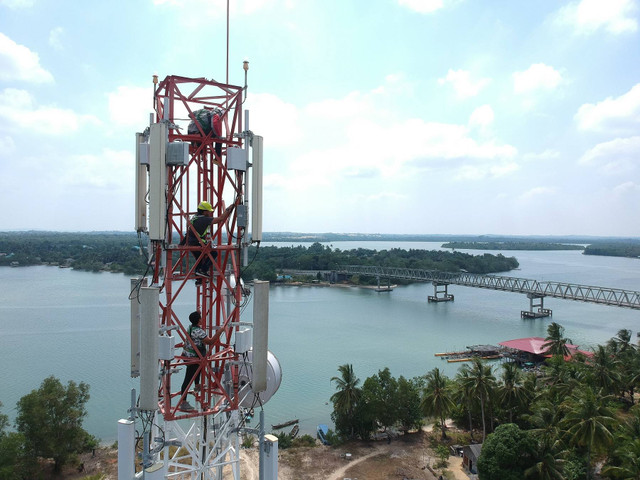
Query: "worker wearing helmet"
178 310 217 410
184 200 235 278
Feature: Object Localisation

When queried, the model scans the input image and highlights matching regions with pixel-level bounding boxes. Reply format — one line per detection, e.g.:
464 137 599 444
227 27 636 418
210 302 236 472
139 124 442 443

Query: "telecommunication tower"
118 70 281 479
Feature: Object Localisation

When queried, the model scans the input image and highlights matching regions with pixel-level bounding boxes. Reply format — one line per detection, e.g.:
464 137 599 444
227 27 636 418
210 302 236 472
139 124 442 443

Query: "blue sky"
1 0 639 236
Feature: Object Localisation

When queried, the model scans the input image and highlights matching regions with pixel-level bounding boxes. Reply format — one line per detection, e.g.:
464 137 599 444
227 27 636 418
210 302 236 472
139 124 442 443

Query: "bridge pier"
428 282 454 303
521 294 552 319
375 275 393 292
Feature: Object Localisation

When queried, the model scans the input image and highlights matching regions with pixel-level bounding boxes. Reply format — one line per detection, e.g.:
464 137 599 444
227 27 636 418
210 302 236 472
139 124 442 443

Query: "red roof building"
499 336 592 361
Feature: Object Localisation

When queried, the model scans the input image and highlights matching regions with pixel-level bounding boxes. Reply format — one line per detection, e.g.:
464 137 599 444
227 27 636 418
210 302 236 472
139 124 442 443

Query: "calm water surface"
0 242 638 441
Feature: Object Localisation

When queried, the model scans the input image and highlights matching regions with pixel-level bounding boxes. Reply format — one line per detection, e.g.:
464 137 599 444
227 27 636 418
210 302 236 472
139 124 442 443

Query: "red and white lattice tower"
119 73 269 480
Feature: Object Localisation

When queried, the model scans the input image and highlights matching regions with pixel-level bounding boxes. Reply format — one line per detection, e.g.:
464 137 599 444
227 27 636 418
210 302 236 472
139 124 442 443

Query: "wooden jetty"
435 345 503 363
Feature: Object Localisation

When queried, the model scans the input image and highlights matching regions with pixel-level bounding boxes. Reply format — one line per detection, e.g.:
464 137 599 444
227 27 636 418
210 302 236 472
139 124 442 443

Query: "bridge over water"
339 265 640 317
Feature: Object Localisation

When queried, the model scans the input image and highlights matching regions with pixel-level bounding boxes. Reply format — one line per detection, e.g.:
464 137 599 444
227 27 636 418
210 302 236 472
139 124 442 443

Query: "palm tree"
539 355 584 405
608 329 638 403
607 328 633 355
523 400 564 451
524 435 566 480
499 362 527 423
560 386 617 480
590 344 620 395
601 438 640 480
542 322 573 358
421 367 454 439
330 364 361 417
459 357 496 441
454 368 475 440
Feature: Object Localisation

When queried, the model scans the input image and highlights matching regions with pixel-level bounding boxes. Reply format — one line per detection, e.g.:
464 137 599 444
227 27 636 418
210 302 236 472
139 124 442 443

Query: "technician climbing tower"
119 71 279 480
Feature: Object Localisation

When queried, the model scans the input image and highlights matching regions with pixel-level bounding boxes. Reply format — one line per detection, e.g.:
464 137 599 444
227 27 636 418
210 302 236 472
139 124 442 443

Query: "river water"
0 241 638 442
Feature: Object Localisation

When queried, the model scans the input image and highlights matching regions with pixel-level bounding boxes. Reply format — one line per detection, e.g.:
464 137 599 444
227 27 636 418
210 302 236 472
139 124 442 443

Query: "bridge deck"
341 265 640 310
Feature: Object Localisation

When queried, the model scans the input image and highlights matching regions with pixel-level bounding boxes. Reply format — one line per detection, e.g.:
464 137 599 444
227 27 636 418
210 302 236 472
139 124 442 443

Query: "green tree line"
0 233 520 281
442 241 584 251
0 232 147 275
241 242 519 282
584 242 640 258
329 323 640 480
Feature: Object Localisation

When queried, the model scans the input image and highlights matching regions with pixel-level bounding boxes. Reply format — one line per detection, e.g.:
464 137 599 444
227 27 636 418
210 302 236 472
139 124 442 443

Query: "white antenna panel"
251 135 263 242
252 280 269 392
139 286 159 410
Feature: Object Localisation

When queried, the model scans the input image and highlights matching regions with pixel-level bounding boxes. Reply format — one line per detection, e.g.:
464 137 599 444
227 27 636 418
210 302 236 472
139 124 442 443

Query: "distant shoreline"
272 281 398 290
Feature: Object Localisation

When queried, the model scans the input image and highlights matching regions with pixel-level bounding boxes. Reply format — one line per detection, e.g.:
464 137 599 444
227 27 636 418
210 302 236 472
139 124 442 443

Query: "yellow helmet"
197 201 213 212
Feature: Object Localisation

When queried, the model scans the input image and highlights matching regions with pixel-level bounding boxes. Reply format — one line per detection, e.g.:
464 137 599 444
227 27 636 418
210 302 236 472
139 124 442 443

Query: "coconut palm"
542 322 573 358
601 438 640 480
590 344 620 395
454 368 476 440
523 400 564 450
458 357 496 441
608 329 639 403
524 435 566 480
330 364 361 419
421 367 454 439
560 386 617 480
499 362 528 423
607 328 634 355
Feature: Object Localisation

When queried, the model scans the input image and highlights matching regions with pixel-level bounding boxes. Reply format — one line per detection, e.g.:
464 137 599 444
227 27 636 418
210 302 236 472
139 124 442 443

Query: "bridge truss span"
341 265 640 310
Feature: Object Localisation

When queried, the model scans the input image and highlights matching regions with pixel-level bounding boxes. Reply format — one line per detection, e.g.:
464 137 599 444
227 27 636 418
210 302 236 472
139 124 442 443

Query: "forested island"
0 232 518 280
441 241 585 251
584 242 640 258
2 231 637 281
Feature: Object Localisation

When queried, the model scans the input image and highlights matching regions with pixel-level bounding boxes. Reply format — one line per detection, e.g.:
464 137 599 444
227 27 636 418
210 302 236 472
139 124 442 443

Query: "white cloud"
152 0 273 24
469 105 494 129
438 69 491 99
244 92 301 148
613 181 640 195
513 63 562 94
398 0 445 14
264 173 289 190
2 0 35 8
555 0 638 35
49 27 65 51
0 33 54 84
306 90 374 119
522 150 561 161
61 149 134 189
519 186 556 201
575 83 640 133
107 86 155 129
261 77 518 193
0 135 16 153
578 136 640 175
0 88 98 135
352 191 406 203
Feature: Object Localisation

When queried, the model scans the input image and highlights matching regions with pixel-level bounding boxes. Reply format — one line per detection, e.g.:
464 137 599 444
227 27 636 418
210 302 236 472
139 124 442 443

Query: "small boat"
272 419 298 430
317 424 330 445
289 424 299 439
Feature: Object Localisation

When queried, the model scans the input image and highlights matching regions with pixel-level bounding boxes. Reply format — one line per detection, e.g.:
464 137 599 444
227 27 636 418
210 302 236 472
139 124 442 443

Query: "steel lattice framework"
145 75 249 479
341 265 640 310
